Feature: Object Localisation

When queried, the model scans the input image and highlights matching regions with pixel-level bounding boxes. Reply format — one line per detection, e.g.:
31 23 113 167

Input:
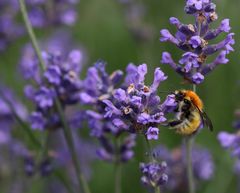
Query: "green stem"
15 114 42 148
185 84 197 193
19 0 45 71
193 84 196 93
155 187 160 193
19 1 90 192
144 135 161 193
144 135 153 161
114 137 122 193
114 162 122 193
55 98 91 193
186 136 195 193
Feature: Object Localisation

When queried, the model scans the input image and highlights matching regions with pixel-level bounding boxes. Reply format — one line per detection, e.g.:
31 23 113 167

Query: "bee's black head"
174 90 185 102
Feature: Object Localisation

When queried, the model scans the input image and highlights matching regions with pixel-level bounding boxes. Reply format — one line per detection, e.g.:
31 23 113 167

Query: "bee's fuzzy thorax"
184 90 203 110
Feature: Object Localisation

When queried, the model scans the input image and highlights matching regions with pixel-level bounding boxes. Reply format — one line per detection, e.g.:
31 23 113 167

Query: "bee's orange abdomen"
185 90 203 110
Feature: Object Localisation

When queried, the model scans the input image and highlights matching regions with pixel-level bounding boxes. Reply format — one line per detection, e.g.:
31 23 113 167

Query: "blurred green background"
0 0 239 192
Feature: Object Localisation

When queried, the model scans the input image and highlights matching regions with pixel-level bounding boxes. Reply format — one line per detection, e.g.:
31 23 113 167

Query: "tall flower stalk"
160 1 234 193
144 138 162 193
186 135 195 193
186 85 197 193
140 137 168 193
18 0 45 72
18 0 91 193
114 138 122 193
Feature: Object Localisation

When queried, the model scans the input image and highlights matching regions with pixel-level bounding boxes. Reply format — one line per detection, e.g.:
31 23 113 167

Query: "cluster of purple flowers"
102 63 176 140
0 0 24 51
0 0 79 51
96 134 136 163
79 62 176 164
23 47 83 131
18 37 96 177
0 87 28 131
26 0 79 27
19 33 85 131
160 0 234 84
0 0 236 192
79 61 136 162
140 161 168 189
218 131 240 159
0 87 36 178
152 145 214 192
218 109 240 174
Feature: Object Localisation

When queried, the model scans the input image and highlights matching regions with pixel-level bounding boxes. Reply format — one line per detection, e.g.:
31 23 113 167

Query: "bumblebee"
169 90 213 135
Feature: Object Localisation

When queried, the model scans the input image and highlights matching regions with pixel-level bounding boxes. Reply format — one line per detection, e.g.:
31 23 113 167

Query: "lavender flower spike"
140 161 168 189
160 0 234 84
101 63 174 140
152 145 215 192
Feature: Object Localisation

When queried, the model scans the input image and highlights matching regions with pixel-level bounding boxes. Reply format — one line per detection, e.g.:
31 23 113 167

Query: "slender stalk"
55 98 91 193
238 174 240 193
144 135 153 161
186 136 195 193
114 162 122 193
19 0 45 71
186 83 197 193
13 112 42 148
193 84 196 93
144 135 161 193
114 137 122 193
19 1 91 192
155 187 160 193
186 15 200 193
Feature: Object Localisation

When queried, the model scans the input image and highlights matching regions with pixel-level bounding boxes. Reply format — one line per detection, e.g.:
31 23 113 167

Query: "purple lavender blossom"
80 62 175 165
146 127 159 140
140 161 168 189
80 61 124 135
190 146 215 180
0 0 80 51
34 87 55 109
217 128 240 178
19 38 85 131
24 156 35 176
0 87 28 132
26 0 79 27
20 31 85 81
153 145 214 192
102 63 175 139
218 132 240 158
19 32 86 132
79 61 137 163
160 0 234 84
97 134 136 162
0 1 24 51
0 87 35 180
217 108 240 177
29 111 46 130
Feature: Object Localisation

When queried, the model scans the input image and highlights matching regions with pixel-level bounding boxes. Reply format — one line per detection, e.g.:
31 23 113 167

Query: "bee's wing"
200 110 213 131
193 104 213 131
